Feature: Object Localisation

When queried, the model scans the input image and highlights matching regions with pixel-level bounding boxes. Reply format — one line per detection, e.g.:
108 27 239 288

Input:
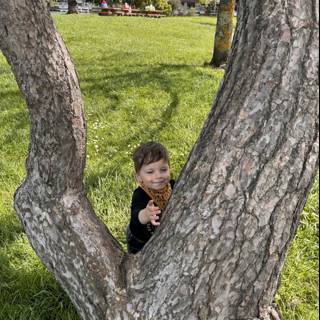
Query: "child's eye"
146 171 153 174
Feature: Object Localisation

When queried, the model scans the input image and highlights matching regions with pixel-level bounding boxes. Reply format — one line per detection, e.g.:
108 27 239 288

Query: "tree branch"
0 1 127 318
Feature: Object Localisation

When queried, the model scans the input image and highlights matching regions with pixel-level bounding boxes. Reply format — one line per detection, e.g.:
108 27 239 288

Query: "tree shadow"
79 62 208 192
0 89 22 102
0 251 78 320
191 21 217 28
0 58 221 203
0 213 23 248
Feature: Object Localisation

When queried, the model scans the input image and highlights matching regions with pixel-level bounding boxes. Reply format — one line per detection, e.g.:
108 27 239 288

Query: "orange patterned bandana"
139 182 172 210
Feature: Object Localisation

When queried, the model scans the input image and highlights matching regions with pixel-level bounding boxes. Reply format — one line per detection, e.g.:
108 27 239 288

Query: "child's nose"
155 171 162 178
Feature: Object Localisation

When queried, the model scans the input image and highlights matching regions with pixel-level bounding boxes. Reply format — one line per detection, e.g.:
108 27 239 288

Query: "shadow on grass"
80 63 203 192
0 89 23 102
1 61 219 198
0 252 78 320
0 213 23 248
195 21 217 28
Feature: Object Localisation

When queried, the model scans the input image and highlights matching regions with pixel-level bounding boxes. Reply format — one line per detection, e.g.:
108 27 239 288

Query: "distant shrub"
187 7 196 16
153 0 172 14
133 0 151 9
133 0 171 13
171 4 196 16
168 0 182 10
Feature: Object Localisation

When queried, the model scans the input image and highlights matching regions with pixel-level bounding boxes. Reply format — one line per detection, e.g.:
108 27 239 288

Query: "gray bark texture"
0 0 319 319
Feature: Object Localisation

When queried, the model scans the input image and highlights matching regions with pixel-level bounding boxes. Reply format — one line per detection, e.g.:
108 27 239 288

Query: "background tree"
68 0 78 14
0 0 318 319
210 0 235 67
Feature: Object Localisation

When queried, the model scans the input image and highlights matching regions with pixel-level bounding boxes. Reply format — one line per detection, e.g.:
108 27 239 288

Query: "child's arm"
138 200 161 226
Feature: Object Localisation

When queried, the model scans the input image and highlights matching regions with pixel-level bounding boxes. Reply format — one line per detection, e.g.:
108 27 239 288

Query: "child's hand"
138 200 161 226
147 200 161 226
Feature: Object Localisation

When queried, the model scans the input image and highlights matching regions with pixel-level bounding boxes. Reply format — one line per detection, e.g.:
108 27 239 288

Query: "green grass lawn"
0 14 318 320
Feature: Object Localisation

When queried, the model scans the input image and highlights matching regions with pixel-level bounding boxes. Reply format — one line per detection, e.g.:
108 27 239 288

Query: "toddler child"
126 141 175 254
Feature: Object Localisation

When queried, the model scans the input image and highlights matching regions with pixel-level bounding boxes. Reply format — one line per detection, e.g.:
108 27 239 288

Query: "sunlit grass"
276 173 319 320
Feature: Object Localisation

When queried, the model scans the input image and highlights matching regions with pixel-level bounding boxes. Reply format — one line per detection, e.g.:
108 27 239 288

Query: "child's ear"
136 174 142 183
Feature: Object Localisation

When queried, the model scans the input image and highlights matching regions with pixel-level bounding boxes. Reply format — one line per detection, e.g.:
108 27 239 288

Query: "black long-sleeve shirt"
129 180 175 243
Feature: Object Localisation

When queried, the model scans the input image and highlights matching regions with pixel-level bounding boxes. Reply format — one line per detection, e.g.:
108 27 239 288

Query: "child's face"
136 159 170 191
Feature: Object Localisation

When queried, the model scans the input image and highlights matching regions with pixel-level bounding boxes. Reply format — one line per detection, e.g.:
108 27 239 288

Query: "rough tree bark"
68 0 78 14
210 0 235 67
0 0 318 320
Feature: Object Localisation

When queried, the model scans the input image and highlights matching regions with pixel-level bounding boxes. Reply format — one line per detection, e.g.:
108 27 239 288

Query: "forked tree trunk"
0 0 318 319
210 0 235 67
68 0 78 14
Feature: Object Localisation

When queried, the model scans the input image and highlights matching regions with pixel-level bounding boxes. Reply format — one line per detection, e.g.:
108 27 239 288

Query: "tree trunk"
0 0 318 319
68 0 78 14
210 0 235 67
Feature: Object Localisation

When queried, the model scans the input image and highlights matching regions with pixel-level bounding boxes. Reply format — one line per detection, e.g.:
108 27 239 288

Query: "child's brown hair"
132 141 169 173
